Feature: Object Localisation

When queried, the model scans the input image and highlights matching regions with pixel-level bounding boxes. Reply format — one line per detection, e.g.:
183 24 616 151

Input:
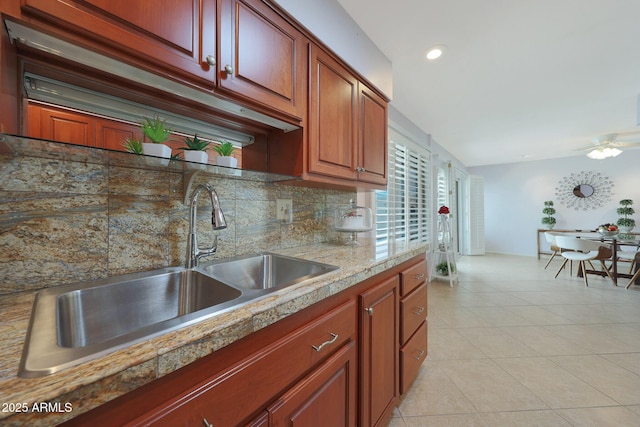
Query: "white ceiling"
335 0 640 167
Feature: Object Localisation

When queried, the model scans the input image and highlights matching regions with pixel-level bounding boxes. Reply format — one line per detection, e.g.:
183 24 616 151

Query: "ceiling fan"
576 132 640 159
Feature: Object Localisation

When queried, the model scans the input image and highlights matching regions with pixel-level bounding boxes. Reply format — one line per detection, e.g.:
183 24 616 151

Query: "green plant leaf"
141 115 171 144
213 141 236 156
180 135 211 151
122 138 143 154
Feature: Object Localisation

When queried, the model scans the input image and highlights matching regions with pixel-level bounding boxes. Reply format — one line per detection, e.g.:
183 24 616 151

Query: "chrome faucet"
186 183 227 268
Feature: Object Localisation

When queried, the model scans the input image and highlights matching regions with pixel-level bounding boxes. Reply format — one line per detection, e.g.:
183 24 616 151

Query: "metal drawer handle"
203 418 213 427
411 349 425 360
312 333 338 352
414 273 425 280
412 306 425 315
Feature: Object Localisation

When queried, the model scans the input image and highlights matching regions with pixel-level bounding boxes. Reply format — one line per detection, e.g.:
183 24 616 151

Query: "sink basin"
57 270 242 348
19 254 338 378
20 268 245 378
201 253 339 292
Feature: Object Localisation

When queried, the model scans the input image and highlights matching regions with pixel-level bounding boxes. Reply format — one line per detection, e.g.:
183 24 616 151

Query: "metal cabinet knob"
205 55 216 67
224 64 233 75
364 307 374 316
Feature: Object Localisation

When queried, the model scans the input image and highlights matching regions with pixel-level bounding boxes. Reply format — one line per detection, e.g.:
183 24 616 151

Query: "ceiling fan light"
606 147 622 157
586 147 622 159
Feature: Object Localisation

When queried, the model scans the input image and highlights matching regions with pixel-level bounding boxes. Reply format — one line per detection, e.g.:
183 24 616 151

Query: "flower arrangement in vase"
541 200 556 229
616 199 635 232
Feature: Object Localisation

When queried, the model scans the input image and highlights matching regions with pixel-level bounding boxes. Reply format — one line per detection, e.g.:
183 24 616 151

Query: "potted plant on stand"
141 115 172 161
213 141 237 167
616 199 636 232
435 261 456 276
179 135 211 166
542 200 556 229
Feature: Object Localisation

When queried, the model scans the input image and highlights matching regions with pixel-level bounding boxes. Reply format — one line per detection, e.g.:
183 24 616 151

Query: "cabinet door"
96 118 139 151
360 275 398 427
219 0 306 120
268 341 357 427
358 84 387 185
308 44 358 181
35 105 96 146
21 0 216 86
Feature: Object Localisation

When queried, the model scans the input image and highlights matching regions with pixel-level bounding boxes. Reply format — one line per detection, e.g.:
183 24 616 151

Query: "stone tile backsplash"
0 152 354 294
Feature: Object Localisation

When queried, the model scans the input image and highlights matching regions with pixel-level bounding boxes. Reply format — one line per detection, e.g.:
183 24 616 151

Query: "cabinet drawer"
400 320 427 395
400 259 427 296
400 283 427 345
140 300 357 426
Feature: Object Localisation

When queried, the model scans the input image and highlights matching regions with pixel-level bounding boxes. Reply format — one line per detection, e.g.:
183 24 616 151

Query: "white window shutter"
468 174 485 255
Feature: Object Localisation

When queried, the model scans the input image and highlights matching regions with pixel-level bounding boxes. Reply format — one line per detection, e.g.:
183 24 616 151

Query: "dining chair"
617 241 640 274
625 253 640 289
543 232 563 269
553 235 616 286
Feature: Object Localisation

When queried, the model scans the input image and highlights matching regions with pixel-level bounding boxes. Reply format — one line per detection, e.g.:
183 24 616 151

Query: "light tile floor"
390 253 640 427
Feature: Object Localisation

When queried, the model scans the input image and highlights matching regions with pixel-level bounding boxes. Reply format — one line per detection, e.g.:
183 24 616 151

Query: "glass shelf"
0 133 300 183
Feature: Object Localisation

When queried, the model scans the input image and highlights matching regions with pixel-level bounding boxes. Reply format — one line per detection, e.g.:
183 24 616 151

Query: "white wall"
273 0 393 98
469 151 640 256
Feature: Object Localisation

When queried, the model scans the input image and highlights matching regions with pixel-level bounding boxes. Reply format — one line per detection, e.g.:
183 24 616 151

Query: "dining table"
582 235 640 287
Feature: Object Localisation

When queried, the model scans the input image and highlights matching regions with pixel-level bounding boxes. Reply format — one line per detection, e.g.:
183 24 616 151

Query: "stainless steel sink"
19 254 338 378
201 253 339 292
20 268 246 378
56 270 242 348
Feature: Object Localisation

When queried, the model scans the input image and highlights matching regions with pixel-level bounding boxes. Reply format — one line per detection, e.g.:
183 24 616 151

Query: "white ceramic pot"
619 225 635 233
184 150 209 163
142 143 172 165
216 156 238 168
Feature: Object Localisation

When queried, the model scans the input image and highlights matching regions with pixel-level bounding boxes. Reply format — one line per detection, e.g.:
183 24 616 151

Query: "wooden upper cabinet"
20 0 216 87
308 44 358 181
308 44 388 188
219 0 307 121
358 85 388 186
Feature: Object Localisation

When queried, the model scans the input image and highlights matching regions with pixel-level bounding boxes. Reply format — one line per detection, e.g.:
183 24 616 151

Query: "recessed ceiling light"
426 45 446 61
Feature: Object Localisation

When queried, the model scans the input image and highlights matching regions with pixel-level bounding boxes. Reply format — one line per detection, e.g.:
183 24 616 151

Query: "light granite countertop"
0 239 428 426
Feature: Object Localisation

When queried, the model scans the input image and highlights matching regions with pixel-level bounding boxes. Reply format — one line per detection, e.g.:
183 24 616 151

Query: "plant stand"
429 214 458 287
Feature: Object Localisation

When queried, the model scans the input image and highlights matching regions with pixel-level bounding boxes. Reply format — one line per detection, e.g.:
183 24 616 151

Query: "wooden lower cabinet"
267 341 357 427
62 255 427 427
360 276 399 427
398 259 428 395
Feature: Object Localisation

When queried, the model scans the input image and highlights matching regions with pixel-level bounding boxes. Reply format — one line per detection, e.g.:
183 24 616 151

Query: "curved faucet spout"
186 184 227 268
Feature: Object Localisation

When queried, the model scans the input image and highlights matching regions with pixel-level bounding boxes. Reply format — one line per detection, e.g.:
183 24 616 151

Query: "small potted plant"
617 199 636 232
435 261 455 276
179 135 211 165
141 115 172 160
213 141 237 167
541 200 556 229
122 137 143 154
